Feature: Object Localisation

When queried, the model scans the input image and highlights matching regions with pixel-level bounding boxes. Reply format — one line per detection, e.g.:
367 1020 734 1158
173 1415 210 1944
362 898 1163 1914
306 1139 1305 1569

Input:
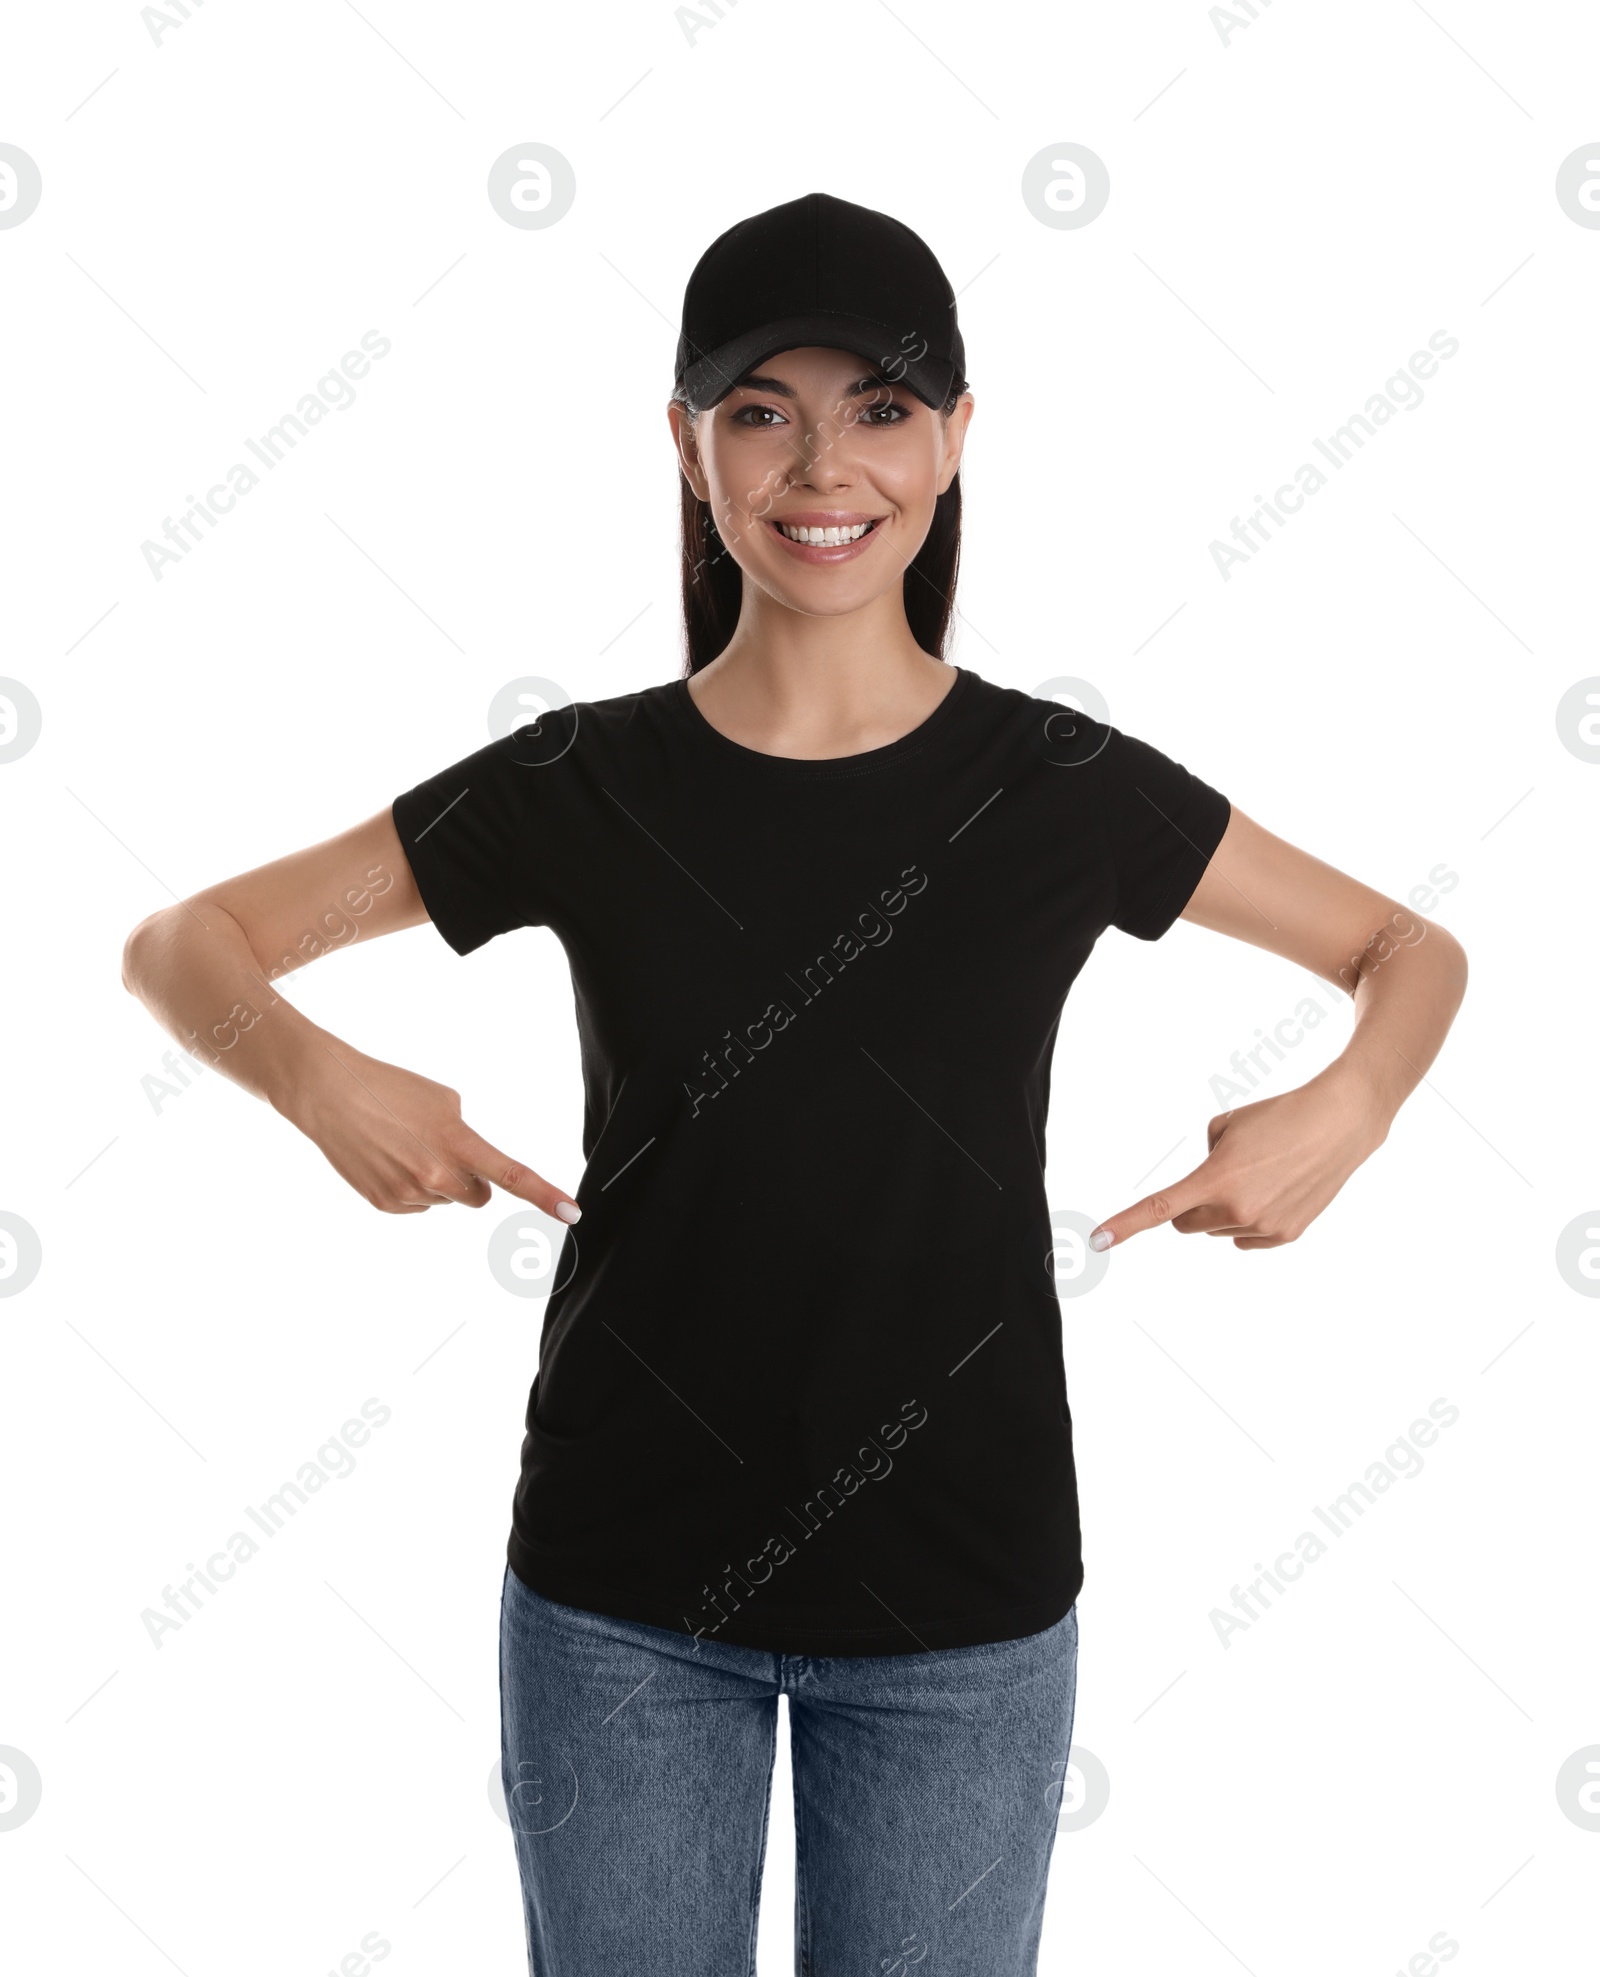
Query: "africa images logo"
683 1400 930 1645
1207 330 1459 580
1209 1398 1459 1646
682 863 930 1115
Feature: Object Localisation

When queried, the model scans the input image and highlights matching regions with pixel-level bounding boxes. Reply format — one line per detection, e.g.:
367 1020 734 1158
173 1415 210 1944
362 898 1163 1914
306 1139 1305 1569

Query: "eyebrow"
732 371 897 401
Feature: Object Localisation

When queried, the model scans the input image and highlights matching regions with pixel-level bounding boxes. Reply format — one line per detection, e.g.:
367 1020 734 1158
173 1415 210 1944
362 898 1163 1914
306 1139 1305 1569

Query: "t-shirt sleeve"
1090 723 1232 941
390 727 557 955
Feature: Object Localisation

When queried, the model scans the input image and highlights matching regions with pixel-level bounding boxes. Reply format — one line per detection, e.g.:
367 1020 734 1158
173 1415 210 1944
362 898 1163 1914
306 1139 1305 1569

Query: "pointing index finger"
1089 1175 1203 1253
454 1125 582 1223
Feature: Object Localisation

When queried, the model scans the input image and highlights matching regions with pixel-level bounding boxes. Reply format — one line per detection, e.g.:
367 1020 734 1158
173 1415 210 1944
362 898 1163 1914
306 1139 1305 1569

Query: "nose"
788 414 859 492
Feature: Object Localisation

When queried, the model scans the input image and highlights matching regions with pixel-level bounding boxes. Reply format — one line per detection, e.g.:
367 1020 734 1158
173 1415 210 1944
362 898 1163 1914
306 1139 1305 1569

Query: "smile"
765 515 886 563
778 521 874 544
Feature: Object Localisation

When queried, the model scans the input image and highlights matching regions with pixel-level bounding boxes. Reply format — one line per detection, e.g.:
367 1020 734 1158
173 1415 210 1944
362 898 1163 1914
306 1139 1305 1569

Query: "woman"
122 192 1467 1975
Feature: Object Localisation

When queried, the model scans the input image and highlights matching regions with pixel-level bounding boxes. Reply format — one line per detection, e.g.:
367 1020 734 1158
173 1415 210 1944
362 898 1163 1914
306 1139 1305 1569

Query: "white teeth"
779 521 873 544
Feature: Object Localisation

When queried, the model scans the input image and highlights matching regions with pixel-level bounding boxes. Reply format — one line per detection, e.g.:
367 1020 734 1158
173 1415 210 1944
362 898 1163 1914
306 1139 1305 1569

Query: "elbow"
121 923 148 998
121 909 171 997
1436 922 1468 992
1424 920 1469 1012
1431 921 1463 984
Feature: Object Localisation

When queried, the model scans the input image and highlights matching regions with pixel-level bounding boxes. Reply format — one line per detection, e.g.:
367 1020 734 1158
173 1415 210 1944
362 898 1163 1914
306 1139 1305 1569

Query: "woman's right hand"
121 806 581 1221
277 1039 582 1221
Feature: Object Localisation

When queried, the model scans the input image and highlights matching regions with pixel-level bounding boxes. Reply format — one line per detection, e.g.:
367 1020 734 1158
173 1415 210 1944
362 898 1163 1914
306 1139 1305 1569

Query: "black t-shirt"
391 665 1230 1655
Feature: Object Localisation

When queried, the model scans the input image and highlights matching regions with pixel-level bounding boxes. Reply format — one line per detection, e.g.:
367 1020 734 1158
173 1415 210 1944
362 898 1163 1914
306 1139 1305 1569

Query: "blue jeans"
498 1562 1079 1975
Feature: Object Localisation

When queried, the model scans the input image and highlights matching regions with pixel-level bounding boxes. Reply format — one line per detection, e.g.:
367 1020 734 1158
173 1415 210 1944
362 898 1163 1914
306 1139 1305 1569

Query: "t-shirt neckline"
668 664 972 778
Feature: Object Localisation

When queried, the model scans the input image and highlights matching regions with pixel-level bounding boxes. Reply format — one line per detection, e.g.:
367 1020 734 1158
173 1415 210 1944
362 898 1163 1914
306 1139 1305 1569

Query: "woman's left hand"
1089 1065 1390 1253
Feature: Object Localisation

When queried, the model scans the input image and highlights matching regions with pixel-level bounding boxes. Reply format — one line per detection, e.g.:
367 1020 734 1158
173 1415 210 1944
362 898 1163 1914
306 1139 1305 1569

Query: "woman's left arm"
1089 807 1469 1253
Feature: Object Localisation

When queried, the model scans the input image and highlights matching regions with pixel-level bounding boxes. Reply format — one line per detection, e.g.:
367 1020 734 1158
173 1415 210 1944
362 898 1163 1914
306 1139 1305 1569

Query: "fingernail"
555 1201 582 1224
1088 1229 1113 1251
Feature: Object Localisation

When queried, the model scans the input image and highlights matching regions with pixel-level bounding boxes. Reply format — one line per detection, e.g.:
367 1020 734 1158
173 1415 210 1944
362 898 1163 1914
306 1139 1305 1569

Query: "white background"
3 2 1596 1972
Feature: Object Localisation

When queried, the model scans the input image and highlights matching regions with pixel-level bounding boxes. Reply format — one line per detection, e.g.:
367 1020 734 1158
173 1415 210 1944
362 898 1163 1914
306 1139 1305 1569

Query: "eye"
730 404 787 428
855 400 913 426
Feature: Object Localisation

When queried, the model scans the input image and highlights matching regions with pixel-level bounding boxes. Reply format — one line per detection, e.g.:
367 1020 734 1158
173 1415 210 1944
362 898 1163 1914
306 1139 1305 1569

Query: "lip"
764 513 889 565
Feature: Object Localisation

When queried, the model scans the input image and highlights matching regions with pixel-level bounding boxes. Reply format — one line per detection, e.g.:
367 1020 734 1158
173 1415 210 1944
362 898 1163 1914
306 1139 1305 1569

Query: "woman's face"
668 344 973 621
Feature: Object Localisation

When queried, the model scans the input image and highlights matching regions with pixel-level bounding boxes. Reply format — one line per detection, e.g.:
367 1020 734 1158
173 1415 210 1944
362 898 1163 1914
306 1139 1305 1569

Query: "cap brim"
679 313 959 412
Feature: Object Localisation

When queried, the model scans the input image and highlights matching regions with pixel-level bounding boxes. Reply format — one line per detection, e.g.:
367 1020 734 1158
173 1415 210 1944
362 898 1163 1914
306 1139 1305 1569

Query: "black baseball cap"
674 191 968 414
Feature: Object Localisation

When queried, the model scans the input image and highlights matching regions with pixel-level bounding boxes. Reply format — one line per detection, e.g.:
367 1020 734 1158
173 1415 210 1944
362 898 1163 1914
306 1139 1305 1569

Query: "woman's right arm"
119 806 581 1221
